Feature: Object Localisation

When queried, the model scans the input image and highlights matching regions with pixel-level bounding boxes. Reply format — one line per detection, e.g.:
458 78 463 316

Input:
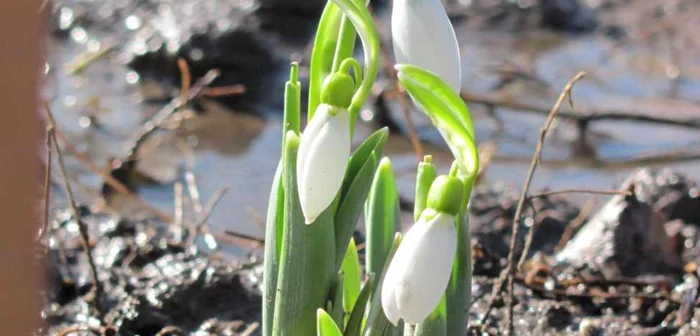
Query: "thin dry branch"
173 182 184 242
45 105 104 320
460 90 700 130
48 113 173 222
39 128 53 241
190 186 230 246
527 188 631 200
123 69 219 161
201 84 246 97
502 72 587 335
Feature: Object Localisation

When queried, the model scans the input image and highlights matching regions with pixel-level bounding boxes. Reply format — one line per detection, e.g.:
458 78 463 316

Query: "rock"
556 169 684 277
539 0 598 32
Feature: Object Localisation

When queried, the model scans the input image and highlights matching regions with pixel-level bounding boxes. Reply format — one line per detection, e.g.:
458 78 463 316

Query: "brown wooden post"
0 1 42 334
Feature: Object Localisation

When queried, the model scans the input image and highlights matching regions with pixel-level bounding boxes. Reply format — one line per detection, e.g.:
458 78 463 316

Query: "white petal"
380 277 401 326
392 0 462 92
297 104 332 204
387 212 457 324
297 105 350 224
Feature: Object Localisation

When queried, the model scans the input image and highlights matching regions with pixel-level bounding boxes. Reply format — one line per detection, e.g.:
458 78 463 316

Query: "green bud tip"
320 72 355 108
288 62 299 83
423 155 433 164
426 175 464 216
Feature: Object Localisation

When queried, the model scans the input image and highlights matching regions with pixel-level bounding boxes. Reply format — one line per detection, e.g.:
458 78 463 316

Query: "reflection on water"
44 3 700 241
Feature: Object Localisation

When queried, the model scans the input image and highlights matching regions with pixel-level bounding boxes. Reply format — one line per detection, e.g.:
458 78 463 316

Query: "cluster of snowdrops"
261 0 479 335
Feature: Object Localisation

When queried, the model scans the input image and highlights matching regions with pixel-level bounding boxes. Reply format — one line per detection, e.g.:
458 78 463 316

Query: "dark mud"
41 207 263 336
41 168 700 335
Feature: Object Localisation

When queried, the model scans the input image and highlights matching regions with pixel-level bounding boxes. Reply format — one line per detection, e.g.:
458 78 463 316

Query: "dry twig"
499 72 587 335
155 326 185 336
527 188 631 200
240 322 260 336
123 69 219 161
190 186 230 246
45 104 105 320
460 90 700 130
39 128 53 241
48 113 173 222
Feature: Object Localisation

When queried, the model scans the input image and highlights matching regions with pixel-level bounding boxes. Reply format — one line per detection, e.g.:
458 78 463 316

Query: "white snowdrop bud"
296 73 354 224
391 0 462 92
381 209 457 325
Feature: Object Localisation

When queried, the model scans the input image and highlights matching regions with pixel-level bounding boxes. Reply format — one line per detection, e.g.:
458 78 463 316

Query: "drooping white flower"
297 103 351 224
391 0 462 92
381 209 457 325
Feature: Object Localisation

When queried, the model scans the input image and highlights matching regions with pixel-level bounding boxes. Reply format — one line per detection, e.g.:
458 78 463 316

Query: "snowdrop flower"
381 175 464 325
297 73 355 224
391 0 462 92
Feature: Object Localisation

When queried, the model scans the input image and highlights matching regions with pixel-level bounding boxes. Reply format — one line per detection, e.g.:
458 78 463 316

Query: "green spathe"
426 175 464 217
321 72 355 108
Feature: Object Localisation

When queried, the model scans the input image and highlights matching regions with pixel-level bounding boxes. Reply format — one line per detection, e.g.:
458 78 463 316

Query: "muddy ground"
41 168 700 335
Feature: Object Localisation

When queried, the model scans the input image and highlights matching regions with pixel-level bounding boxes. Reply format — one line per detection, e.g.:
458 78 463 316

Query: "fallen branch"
38 128 53 242
123 69 220 161
503 72 587 335
47 112 173 223
190 185 230 246
461 90 700 130
527 188 631 200
45 106 104 321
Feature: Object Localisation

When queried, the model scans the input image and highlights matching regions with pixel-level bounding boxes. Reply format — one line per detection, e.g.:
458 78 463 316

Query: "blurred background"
43 0 700 245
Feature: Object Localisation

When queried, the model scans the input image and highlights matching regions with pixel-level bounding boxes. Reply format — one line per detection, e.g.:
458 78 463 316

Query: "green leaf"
445 213 472 335
334 128 388 267
364 233 403 336
273 132 336 335
283 62 301 138
341 238 362 324
395 64 479 182
331 273 346 327
365 157 400 280
344 274 375 336
318 309 344 336
308 3 343 120
413 296 447 336
263 162 284 336
413 155 437 222
340 128 388 200
335 151 378 268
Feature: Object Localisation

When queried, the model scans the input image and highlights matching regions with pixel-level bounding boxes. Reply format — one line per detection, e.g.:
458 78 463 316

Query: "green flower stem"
273 131 336 335
445 212 472 335
262 163 284 336
283 62 301 138
308 3 343 120
414 155 437 221
331 17 358 73
365 157 400 281
328 0 380 129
